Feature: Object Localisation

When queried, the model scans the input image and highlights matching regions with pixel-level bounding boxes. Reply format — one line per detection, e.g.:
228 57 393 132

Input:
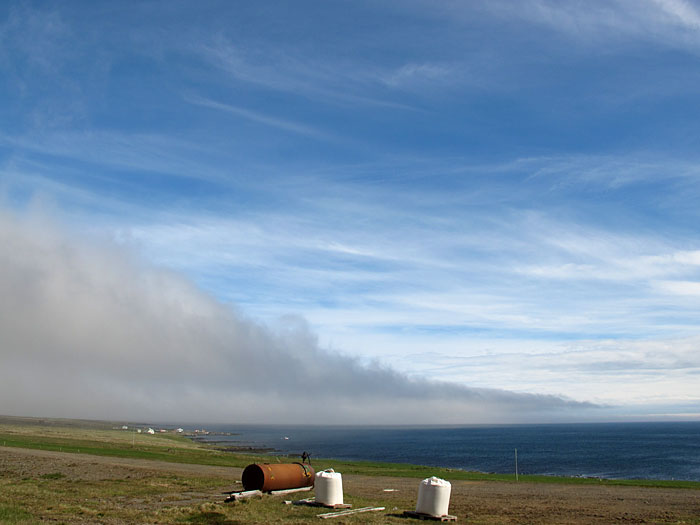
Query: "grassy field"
1 417 699 524
0 420 417 524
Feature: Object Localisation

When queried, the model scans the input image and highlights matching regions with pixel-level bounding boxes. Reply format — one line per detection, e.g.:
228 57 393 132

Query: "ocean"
193 421 700 481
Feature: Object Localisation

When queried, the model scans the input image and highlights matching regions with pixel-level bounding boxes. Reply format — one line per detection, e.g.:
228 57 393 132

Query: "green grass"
38 472 66 480
180 509 241 524
0 504 33 524
0 430 266 466
2 424 699 490
0 467 231 524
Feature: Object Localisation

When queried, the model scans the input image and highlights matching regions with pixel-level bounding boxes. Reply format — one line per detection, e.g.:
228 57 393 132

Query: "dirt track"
2 446 699 523
0 445 243 480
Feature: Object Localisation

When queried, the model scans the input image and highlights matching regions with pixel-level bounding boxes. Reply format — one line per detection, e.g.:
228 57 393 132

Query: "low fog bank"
0 210 596 424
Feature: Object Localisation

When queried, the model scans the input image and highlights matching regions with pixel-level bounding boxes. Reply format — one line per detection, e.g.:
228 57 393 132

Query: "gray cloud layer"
0 210 595 424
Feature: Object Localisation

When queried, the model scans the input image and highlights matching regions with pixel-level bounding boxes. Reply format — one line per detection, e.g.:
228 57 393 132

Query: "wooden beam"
224 490 262 502
317 506 385 519
268 486 313 496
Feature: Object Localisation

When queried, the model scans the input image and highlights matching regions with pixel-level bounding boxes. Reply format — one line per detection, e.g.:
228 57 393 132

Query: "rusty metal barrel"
241 463 315 492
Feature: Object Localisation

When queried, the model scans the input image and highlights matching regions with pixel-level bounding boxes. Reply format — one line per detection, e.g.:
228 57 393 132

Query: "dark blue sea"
195 422 700 481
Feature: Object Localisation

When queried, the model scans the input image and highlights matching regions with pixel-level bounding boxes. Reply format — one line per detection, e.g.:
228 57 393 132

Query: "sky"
1 0 700 424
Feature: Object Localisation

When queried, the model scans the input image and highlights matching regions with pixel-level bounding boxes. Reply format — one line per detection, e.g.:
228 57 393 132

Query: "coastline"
186 421 700 484
2 415 699 487
184 436 700 489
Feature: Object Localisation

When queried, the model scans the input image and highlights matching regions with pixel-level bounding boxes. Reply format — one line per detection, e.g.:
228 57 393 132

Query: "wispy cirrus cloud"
650 0 700 29
185 94 332 139
518 0 700 50
192 35 445 109
0 131 229 182
109 159 700 353
0 3 72 74
376 62 454 89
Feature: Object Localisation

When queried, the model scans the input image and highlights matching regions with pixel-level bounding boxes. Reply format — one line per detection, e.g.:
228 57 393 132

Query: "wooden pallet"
293 497 351 509
403 510 457 521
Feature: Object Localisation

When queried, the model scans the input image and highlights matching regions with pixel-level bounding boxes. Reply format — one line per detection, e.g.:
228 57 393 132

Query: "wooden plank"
293 498 352 509
317 506 385 519
268 486 313 496
224 490 262 502
403 510 457 521
293 497 317 505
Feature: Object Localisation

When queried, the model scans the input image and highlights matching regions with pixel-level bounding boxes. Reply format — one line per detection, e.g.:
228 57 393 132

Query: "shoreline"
186 435 700 488
186 432 700 486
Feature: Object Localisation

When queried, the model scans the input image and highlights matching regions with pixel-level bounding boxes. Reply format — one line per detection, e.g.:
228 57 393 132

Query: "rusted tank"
241 463 315 492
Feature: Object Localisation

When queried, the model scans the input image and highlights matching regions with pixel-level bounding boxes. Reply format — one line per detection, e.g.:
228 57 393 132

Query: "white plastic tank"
315 469 343 506
415 476 451 517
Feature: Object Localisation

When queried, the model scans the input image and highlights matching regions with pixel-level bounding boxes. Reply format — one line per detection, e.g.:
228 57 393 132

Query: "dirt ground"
1 446 699 524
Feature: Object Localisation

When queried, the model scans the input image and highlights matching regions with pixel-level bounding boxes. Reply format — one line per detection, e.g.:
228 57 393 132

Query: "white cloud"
650 0 700 29
364 335 700 410
654 280 700 296
103 165 700 351
442 0 700 53
666 250 700 265
0 209 589 424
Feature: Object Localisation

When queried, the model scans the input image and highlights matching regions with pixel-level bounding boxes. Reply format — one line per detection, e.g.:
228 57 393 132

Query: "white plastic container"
315 469 343 506
415 476 451 517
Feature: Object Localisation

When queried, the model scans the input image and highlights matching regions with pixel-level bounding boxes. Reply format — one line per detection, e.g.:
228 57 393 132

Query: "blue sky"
2 0 700 422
